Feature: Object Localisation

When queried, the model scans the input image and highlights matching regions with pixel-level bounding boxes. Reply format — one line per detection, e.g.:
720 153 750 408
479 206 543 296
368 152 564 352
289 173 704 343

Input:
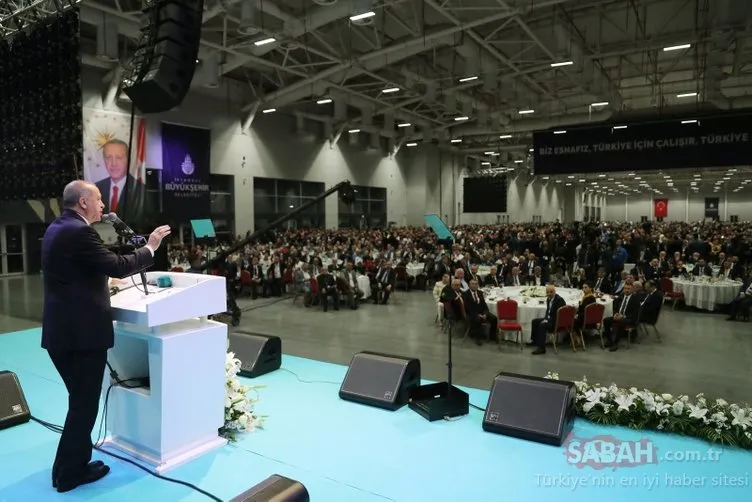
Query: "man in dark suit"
691 258 712 277
95 139 144 215
316 266 340 312
42 180 170 493
372 261 396 304
727 273 752 321
603 282 640 352
638 280 663 326
592 268 611 294
530 284 567 355
462 279 498 345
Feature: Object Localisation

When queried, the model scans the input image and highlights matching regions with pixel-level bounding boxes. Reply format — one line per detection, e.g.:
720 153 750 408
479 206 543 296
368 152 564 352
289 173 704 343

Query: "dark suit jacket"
613 294 640 324
462 289 491 319
316 273 336 293
691 264 712 277
96 175 144 216
483 274 503 288
41 210 154 351
505 274 525 287
639 290 662 324
592 276 612 294
543 294 567 324
374 268 396 287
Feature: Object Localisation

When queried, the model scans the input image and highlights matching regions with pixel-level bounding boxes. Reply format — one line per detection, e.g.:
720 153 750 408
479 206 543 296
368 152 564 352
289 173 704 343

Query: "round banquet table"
483 286 614 342
670 278 740 311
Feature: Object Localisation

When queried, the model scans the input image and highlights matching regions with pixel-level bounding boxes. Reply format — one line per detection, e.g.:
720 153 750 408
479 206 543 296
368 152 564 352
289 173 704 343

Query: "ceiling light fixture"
262 108 276 113
397 123 411 128
458 76 478 83
382 87 400 93
664 43 691 51
454 116 469 121
450 139 462 143
681 119 698 124
613 125 628 130
514 160 523 163
553 130 566 135
316 98 332 104
499 134 512 139
550 61 574 67
348 129 360 133
481 162 491 166
405 142 417 147
591 102 609 107
254 37 276 46
677 92 698 98
519 109 535 115
350 11 375 21
529 148 534 152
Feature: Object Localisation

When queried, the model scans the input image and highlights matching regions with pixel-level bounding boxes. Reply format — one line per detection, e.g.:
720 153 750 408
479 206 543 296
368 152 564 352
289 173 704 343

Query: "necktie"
546 298 552 317
473 292 478 303
111 185 119 212
596 278 602 290
619 296 629 315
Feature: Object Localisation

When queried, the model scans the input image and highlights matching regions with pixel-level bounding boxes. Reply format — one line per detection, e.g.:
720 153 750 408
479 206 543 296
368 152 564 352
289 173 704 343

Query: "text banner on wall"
532 114 752 174
161 122 211 219
654 199 668 219
705 197 720 218
82 108 147 220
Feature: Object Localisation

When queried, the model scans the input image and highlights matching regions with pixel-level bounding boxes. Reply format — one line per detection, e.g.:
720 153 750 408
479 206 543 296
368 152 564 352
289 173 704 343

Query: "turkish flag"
654 198 668 218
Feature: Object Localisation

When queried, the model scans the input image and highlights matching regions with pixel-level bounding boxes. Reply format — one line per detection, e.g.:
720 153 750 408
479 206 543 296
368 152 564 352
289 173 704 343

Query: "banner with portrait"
704 197 720 219
82 108 147 220
160 122 211 219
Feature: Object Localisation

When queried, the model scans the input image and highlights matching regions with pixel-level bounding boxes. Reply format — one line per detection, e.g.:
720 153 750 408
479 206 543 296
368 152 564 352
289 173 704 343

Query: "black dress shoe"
56 462 110 493
52 461 104 488
531 348 546 355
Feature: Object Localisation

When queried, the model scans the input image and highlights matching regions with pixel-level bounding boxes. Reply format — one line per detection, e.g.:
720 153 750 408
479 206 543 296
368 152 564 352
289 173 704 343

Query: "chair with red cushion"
581 302 605 349
309 277 320 308
551 305 576 354
496 299 523 350
659 277 684 310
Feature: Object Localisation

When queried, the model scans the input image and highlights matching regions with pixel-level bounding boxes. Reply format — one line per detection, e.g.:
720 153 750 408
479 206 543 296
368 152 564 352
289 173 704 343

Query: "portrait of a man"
96 139 144 215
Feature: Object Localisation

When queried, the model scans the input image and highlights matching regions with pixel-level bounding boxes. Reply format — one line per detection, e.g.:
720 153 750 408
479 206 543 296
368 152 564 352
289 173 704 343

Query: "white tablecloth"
357 275 371 298
670 279 740 311
406 264 424 277
484 287 614 341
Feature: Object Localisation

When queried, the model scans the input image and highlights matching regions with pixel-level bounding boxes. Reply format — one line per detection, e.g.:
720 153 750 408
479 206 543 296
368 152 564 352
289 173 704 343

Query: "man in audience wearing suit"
42 180 170 492
727 271 752 321
316 265 340 312
691 258 713 277
462 278 498 346
639 280 663 328
372 260 396 304
505 266 524 286
265 254 285 296
592 267 611 294
440 278 465 321
248 257 264 299
529 284 566 355
603 282 640 352
483 265 503 288
338 261 363 309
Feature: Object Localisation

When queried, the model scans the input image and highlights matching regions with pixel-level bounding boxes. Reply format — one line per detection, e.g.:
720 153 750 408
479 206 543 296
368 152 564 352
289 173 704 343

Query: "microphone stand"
112 229 150 296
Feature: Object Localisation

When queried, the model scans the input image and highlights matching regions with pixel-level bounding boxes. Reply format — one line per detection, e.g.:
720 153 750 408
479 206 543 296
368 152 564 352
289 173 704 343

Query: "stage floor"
0 327 750 502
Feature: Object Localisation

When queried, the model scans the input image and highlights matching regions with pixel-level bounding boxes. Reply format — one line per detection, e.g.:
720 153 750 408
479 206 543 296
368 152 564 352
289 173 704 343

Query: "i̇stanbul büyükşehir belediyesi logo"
181 154 195 176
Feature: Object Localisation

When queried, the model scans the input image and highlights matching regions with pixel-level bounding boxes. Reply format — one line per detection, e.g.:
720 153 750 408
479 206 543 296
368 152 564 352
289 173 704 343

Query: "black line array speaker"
482 372 576 446
229 332 282 378
229 475 309 502
123 0 204 113
0 370 31 431
339 352 421 411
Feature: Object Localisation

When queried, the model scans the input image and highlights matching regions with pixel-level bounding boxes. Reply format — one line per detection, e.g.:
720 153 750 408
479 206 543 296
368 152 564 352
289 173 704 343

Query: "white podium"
102 271 228 473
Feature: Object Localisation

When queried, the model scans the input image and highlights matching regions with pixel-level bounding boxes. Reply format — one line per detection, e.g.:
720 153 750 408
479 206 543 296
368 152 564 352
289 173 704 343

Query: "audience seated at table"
603 282 640 352
463 279 498 346
529 285 567 355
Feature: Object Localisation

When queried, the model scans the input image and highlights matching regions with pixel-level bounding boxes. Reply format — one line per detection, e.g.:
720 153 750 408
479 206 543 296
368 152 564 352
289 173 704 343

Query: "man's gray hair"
62 180 92 209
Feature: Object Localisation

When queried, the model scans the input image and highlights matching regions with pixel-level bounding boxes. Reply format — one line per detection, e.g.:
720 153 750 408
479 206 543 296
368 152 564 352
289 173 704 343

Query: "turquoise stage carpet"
0 327 750 501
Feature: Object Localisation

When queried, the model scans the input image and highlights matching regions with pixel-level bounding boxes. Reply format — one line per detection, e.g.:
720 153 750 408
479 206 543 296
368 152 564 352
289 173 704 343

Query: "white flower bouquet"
545 372 752 448
220 350 266 441
521 286 547 298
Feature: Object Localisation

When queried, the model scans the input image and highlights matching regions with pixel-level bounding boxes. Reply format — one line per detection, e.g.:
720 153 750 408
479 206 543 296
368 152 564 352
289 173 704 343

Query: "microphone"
102 213 149 295
102 213 135 237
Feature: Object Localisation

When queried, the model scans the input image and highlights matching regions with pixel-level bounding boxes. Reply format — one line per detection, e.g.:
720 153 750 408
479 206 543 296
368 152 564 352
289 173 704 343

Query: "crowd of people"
168 220 752 346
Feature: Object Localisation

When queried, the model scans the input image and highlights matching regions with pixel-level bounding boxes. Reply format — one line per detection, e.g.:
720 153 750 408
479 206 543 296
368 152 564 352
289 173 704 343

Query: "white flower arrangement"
521 286 547 298
545 372 752 448
220 350 265 442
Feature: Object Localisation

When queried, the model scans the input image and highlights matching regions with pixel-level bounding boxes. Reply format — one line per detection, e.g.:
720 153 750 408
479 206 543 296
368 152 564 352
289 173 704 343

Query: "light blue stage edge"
424 214 453 240
1 328 751 501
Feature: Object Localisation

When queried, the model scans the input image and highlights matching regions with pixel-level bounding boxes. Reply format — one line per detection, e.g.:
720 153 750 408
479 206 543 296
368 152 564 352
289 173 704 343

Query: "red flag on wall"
654 198 669 218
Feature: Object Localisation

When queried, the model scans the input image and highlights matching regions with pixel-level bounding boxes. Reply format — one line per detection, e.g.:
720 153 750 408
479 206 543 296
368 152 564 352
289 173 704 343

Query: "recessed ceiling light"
568 175 574 178
613 125 628 130
628 173 635 176
579 179 585 182
262 108 276 113
500 134 512 139
350 11 376 21
254 37 276 46
694 174 701 177
481 162 490 166
598 174 606 177
591 102 609 107
405 142 417 147
519 109 534 115
529 148 534 152
514 160 523 163
664 175 671 178
458 76 478 83
348 129 360 133
316 98 332 104
664 44 691 51
454 116 469 121
566 183 572 186
398 123 411 128
450 139 461 143
634 176 642 180
682 119 698 124
677 92 698 98
553 130 566 135
551 61 574 67
484 151 494 155
382 87 400 93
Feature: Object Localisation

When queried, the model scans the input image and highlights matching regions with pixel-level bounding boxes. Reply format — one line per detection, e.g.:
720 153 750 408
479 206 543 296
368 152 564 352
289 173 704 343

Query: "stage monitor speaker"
482 372 576 446
339 351 421 411
123 0 204 113
0 370 31 431
229 332 282 378
229 474 309 502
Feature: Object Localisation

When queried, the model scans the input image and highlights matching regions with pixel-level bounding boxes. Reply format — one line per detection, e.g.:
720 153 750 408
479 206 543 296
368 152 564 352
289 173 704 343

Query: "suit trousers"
531 318 552 349
602 317 631 344
48 349 108 482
